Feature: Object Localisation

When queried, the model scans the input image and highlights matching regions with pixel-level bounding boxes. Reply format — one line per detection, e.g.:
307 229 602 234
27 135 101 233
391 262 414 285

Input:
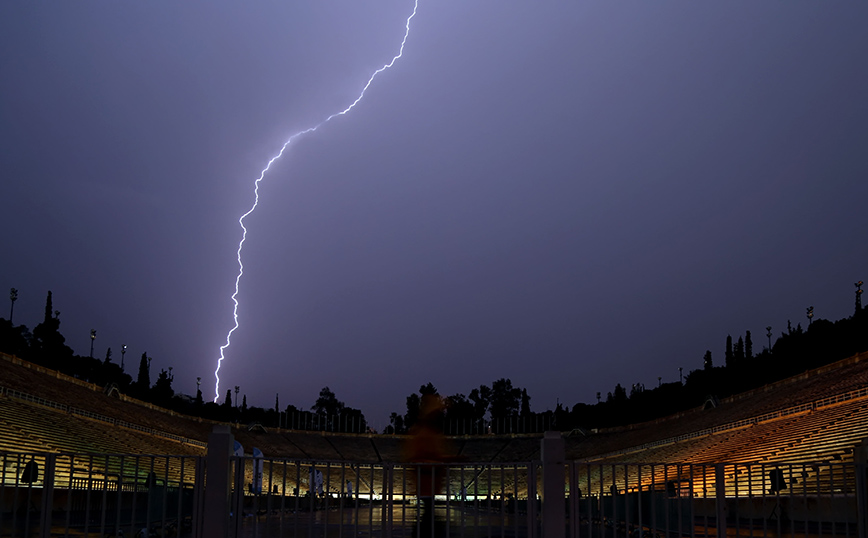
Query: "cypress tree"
137 353 150 390
725 335 733 367
745 331 753 359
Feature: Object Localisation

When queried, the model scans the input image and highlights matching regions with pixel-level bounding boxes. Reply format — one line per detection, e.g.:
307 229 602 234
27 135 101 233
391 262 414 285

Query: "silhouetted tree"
725 335 733 367
0 318 31 358
223 389 232 409
389 412 406 434
405 393 421 429
443 393 475 433
312 386 345 417
703 350 713 370
136 353 150 391
30 291 72 369
490 378 521 431
103 347 112 365
469 385 491 424
745 331 753 360
735 336 745 364
152 368 174 405
419 382 438 396
608 383 627 404
520 389 531 416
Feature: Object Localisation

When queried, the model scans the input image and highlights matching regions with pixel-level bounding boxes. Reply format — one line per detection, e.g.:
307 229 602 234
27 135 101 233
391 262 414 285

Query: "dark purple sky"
2 0 867 429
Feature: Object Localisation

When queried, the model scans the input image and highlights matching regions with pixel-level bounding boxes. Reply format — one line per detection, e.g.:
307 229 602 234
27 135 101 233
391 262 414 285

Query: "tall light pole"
856 281 864 313
120 344 127 371
806 306 814 326
766 326 772 352
90 330 97 358
9 288 17 324
678 367 683 385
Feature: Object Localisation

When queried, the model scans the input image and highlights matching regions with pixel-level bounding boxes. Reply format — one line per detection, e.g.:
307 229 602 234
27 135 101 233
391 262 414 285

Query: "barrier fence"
1 432 867 537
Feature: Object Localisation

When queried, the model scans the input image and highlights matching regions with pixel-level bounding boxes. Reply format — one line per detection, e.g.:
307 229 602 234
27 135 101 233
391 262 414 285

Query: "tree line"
2 285 866 434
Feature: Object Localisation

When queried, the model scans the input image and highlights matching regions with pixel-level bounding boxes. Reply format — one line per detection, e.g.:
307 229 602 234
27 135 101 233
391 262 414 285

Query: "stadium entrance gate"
1 431 867 537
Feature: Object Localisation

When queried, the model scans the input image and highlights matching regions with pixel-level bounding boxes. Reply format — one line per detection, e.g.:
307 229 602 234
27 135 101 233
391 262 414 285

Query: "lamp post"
9 288 17 324
234 386 240 424
806 306 814 326
678 367 683 385
90 330 97 358
120 344 127 370
766 326 772 352
856 281 864 313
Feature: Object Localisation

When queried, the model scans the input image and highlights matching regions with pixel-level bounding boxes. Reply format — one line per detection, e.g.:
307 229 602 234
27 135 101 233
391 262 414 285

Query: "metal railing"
0 450 203 538
2 435 867 537
226 456 541 538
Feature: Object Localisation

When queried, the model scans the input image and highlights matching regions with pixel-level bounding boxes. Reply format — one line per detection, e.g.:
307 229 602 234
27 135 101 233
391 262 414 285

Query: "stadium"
2 349 867 537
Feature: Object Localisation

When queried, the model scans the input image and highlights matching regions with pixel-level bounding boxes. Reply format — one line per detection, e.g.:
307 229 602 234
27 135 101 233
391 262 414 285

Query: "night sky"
2 0 867 429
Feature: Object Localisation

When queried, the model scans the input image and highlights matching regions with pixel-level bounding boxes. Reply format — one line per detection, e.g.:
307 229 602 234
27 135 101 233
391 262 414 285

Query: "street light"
120 344 127 370
766 326 772 352
9 288 17 324
90 330 97 358
856 281 864 313
806 306 814 326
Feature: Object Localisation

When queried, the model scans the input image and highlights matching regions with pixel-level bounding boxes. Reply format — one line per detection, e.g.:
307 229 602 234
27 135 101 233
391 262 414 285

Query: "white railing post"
541 431 565 538
203 425 234 538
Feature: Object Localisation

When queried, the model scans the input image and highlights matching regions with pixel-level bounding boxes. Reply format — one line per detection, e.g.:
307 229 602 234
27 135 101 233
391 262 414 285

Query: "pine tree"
703 350 713 370
224 389 232 409
735 336 745 363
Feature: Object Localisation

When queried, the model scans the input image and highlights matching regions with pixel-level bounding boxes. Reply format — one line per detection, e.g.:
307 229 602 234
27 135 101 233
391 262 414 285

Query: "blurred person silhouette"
403 394 456 538
21 458 39 484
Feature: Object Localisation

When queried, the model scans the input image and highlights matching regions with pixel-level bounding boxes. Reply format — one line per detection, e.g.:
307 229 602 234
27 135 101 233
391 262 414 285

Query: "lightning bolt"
214 0 420 402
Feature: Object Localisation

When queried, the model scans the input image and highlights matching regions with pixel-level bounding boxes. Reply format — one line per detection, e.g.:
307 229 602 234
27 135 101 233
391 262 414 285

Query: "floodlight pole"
9 288 17 324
